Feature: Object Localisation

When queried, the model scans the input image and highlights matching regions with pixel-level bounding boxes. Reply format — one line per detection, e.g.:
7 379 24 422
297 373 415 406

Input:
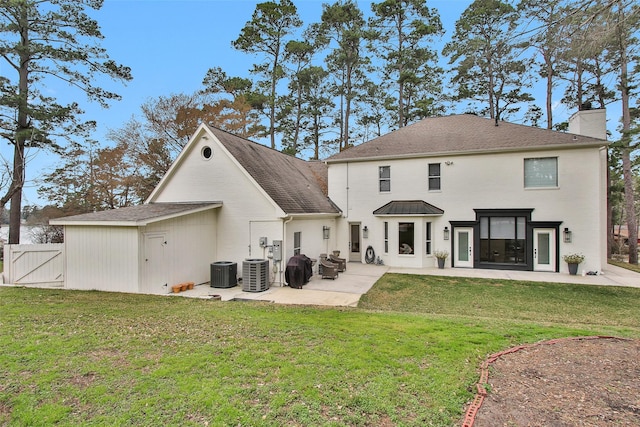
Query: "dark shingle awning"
373 200 444 216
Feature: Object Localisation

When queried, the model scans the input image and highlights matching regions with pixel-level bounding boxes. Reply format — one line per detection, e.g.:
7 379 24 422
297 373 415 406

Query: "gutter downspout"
345 162 349 219
280 215 293 286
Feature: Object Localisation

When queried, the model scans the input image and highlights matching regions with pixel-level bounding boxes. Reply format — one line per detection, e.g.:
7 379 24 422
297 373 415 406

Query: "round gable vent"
201 146 212 160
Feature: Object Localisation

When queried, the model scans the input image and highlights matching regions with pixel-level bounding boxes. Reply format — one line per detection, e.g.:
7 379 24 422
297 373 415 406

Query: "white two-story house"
52 110 608 294
326 111 608 274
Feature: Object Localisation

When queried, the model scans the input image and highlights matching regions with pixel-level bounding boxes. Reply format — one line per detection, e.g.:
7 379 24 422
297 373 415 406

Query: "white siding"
286 218 338 261
147 129 345 286
328 146 607 272
144 209 216 290
152 132 285 273
64 226 139 293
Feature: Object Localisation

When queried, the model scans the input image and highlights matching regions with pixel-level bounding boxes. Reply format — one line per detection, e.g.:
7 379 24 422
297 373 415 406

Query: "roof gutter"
50 203 223 227
280 212 342 220
325 141 609 164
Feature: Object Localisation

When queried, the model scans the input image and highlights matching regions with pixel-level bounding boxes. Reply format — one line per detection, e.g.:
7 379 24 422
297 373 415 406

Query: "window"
384 222 389 253
293 231 301 255
399 222 414 254
479 216 526 264
425 222 432 255
428 163 441 190
524 157 557 188
379 166 390 192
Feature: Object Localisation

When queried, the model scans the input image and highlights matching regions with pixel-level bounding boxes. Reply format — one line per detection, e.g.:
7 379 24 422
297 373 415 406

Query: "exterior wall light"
563 227 572 243
443 226 450 240
323 226 330 240
363 225 368 239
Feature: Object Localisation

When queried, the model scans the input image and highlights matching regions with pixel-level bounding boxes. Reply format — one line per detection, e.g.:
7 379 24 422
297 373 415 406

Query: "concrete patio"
176 262 639 307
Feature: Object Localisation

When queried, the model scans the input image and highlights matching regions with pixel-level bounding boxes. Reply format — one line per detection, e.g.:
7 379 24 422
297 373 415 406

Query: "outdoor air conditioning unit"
242 259 269 292
211 261 237 288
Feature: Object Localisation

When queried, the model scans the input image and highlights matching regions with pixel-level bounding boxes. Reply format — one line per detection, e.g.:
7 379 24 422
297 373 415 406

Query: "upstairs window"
379 166 390 192
428 163 441 190
524 157 557 188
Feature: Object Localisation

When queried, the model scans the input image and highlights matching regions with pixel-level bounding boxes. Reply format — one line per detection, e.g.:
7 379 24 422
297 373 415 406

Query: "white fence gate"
4 244 64 287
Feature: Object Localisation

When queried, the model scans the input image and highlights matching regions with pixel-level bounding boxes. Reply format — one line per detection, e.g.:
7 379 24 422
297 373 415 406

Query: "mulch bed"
467 336 640 426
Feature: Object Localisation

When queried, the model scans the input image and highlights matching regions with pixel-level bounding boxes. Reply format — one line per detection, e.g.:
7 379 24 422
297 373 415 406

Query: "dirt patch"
469 337 640 427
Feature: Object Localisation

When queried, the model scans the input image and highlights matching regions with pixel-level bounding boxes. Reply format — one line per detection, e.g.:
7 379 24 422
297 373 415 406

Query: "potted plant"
563 253 585 275
434 250 449 269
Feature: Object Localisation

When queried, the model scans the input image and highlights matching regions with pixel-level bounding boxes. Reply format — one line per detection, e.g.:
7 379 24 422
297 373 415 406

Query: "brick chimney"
568 108 606 140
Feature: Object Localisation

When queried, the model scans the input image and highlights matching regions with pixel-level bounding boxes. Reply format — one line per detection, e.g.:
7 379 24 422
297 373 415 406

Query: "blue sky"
8 0 585 206
85 0 477 140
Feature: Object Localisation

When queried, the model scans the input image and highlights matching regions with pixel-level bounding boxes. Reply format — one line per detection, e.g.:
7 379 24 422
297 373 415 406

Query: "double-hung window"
384 222 389 253
428 163 441 190
379 166 390 192
425 222 432 255
524 157 557 188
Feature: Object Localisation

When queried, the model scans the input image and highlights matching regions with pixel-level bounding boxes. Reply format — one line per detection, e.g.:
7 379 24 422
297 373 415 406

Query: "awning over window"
373 200 444 216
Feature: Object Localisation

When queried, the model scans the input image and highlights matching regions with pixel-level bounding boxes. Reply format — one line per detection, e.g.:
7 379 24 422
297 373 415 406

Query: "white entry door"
455 227 473 268
143 233 168 294
533 228 556 272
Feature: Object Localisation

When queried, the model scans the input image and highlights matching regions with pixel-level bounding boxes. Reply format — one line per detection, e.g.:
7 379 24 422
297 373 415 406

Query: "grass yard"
1 275 639 426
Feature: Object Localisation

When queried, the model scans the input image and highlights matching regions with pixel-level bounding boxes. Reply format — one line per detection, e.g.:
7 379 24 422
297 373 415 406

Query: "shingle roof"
50 202 220 226
208 125 340 215
373 200 444 216
327 114 607 163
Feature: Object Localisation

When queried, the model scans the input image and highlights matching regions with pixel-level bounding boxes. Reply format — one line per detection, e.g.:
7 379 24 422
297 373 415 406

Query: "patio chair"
328 254 346 272
320 259 339 280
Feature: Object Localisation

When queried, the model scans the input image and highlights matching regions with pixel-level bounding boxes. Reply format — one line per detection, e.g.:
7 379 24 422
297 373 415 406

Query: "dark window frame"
399 222 415 255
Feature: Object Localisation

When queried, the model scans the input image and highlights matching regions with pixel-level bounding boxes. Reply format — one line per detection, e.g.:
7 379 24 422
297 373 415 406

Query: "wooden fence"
4 244 64 287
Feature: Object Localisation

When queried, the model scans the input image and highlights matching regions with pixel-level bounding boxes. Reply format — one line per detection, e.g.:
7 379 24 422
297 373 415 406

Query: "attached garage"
51 203 221 294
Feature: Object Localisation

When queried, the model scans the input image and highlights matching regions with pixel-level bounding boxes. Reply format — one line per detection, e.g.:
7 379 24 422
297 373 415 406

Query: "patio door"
533 228 556 272
455 227 474 267
349 222 361 262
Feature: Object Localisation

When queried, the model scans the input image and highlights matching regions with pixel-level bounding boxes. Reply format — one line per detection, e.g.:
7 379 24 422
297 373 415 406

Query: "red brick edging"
461 335 630 427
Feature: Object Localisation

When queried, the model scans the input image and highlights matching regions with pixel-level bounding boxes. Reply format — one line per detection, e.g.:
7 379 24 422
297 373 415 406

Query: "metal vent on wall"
242 259 269 292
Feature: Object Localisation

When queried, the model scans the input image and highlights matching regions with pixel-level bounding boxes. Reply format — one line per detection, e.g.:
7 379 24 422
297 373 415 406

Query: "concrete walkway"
178 262 639 307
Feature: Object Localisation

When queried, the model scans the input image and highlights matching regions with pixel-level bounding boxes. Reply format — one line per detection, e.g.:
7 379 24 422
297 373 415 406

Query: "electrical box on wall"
272 240 282 261
259 237 268 247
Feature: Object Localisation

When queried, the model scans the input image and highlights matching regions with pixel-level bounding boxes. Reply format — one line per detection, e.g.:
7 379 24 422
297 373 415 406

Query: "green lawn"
1 275 639 426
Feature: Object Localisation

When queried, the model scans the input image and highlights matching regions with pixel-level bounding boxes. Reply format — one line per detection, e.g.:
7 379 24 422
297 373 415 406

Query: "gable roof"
327 114 607 163
373 200 444 216
50 202 221 226
207 125 340 215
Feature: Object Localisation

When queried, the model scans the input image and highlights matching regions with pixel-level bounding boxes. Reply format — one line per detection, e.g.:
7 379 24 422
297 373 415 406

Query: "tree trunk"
545 52 553 129
9 8 30 244
343 64 352 151
617 1 637 265
8 144 25 244
607 149 613 258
